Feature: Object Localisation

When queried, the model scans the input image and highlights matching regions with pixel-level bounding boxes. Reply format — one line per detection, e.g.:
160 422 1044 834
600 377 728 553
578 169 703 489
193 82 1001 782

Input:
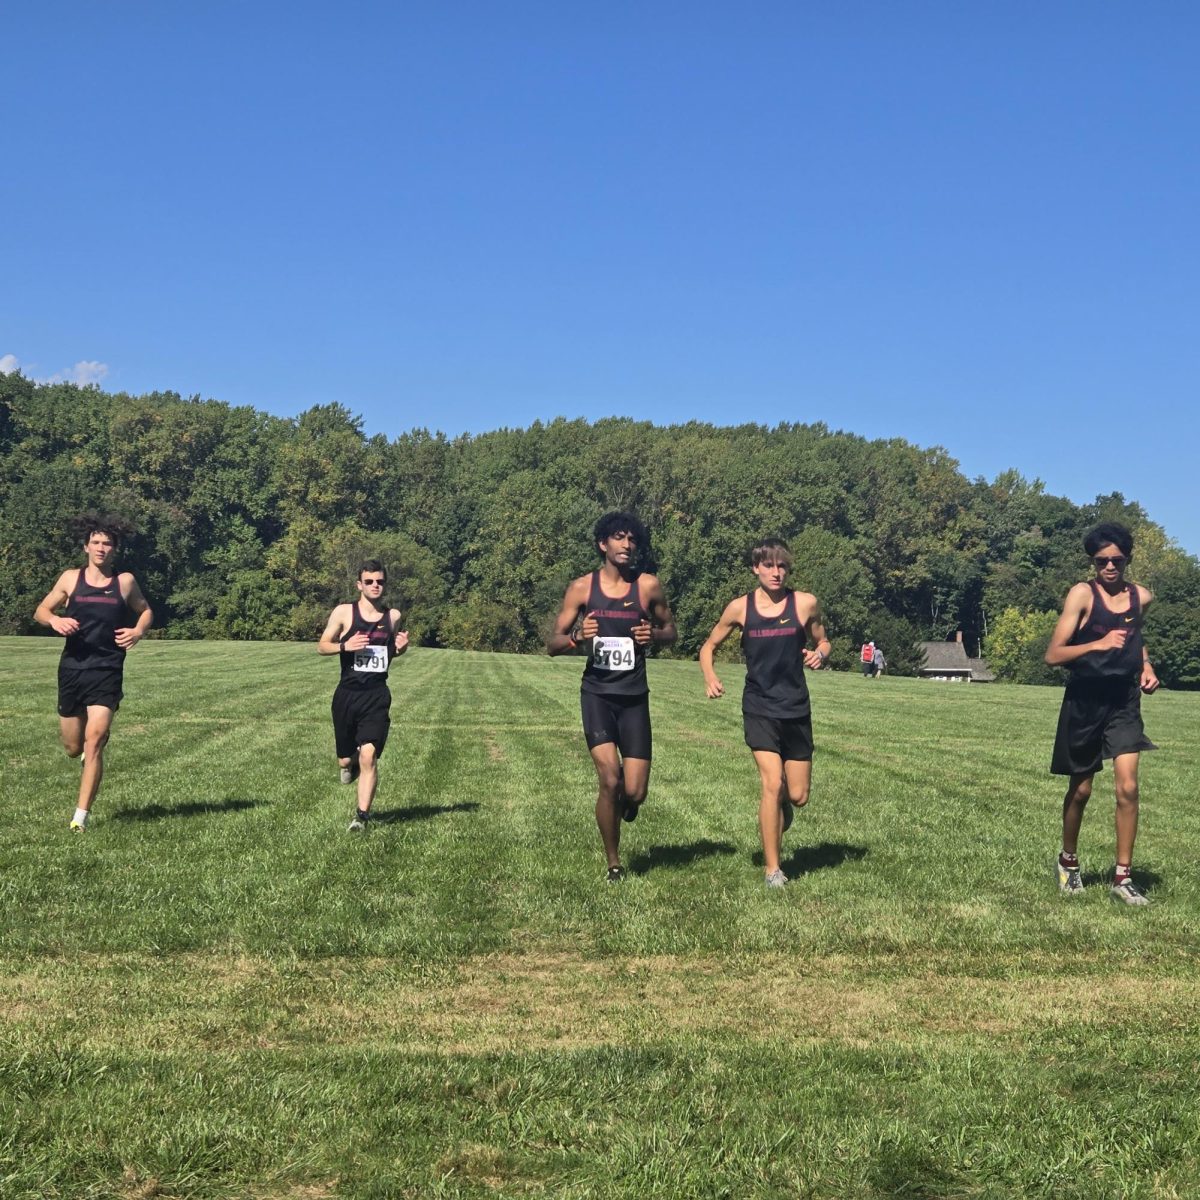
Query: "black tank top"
62 570 132 669
581 571 650 697
338 602 394 689
1067 581 1144 680
741 589 810 718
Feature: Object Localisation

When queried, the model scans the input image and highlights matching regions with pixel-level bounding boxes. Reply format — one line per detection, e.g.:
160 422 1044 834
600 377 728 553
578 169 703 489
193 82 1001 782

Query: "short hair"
1083 522 1133 558
70 511 132 549
594 511 649 559
357 559 387 581
750 537 794 569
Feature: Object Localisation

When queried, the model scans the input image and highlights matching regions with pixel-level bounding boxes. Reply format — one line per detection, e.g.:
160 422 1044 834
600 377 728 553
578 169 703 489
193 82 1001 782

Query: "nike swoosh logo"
623 601 635 607
779 619 790 625
1124 616 1134 623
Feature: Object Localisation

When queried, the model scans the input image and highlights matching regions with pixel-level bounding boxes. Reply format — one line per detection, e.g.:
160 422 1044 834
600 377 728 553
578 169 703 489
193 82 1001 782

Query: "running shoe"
1056 858 1084 896
339 764 356 785
1110 878 1150 906
606 865 626 884
781 798 794 834
347 810 370 832
69 819 86 833
764 868 788 889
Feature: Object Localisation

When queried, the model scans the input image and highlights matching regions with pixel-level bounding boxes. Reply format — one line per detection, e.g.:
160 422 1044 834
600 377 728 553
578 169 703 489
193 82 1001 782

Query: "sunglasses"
1093 556 1127 568
361 578 385 586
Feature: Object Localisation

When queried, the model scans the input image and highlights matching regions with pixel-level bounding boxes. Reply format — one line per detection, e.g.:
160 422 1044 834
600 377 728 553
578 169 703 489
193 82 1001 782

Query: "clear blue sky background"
4 3 1198 553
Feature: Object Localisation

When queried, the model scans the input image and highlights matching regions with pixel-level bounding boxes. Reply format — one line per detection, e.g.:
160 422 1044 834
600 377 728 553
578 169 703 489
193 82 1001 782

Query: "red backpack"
860 643 873 663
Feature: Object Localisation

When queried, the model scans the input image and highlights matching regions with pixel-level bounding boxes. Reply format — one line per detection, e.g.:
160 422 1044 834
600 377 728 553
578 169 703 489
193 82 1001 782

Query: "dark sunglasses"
1093 556 1127 568
361 578 385 586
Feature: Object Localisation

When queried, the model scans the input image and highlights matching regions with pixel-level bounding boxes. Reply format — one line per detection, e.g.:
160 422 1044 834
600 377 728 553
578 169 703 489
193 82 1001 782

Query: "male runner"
700 537 830 888
1045 522 1159 905
34 517 153 830
548 512 676 882
318 560 409 831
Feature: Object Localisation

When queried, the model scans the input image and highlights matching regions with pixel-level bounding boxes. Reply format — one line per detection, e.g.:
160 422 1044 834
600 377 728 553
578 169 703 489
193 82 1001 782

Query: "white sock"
72 807 89 826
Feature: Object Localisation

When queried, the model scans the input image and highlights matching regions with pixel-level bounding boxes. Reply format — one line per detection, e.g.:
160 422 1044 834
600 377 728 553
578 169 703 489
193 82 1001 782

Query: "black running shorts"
743 712 813 762
58 664 123 717
580 690 652 760
1051 676 1156 777
332 684 392 759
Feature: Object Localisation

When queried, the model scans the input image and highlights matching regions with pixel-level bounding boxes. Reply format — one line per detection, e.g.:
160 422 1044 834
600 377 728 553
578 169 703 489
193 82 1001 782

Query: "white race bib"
593 636 635 672
353 645 389 674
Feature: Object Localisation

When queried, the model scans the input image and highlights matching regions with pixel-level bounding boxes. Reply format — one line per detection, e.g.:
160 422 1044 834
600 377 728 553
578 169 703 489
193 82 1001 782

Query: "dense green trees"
3 375 1197 686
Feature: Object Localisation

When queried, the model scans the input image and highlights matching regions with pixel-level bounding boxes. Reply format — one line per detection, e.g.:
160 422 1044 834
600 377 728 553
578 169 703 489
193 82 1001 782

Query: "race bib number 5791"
593 636 635 672
353 645 389 673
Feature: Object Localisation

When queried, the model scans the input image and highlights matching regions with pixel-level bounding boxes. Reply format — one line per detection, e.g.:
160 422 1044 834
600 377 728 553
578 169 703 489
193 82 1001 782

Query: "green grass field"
2 637 1199 1199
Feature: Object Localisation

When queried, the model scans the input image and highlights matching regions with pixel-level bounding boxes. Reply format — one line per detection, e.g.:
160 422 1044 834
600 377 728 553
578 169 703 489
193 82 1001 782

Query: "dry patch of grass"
5 951 1197 1057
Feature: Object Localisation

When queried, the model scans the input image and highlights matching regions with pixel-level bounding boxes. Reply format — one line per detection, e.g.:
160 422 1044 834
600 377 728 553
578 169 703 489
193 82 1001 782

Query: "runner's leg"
78 705 115 813
1061 772 1093 857
1112 753 1140 868
590 743 623 869
752 750 785 875
60 715 85 759
357 742 380 813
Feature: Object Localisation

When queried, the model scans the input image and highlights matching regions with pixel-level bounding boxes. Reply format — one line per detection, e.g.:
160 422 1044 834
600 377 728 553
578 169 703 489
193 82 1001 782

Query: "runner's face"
357 573 386 602
600 531 637 567
85 533 115 566
1092 543 1128 585
753 557 789 591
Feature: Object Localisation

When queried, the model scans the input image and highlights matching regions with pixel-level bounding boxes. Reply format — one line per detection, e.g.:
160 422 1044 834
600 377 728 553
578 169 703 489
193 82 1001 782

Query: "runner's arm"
547 578 588 656
115 574 154 648
318 605 354 655
391 609 410 655
33 571 79 636
1137 586 1159 693
699 598 746 699
635 576 677 646
803 598 831 669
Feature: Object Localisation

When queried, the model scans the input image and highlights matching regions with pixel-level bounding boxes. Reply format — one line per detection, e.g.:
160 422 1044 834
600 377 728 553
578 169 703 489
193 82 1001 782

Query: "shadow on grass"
369 802 480 825
752 840 869 876
1081 864 1163 892
113 797 266 822
627 839 737 876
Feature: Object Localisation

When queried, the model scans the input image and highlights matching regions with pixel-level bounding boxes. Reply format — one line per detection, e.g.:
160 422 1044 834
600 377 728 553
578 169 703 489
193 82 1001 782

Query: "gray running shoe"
1056 858 1083 896
347 810 369 832
781 798 794 834
1110 878 1150 906
764 868 788 889
339 765 356 785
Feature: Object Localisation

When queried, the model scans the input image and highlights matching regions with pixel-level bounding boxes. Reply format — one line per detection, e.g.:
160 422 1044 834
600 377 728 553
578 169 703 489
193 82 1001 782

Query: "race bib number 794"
353 645 389 673
593 636 635 672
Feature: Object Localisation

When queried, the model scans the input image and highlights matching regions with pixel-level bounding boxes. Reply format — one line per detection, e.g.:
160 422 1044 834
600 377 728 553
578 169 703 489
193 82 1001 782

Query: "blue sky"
4 3 1198 553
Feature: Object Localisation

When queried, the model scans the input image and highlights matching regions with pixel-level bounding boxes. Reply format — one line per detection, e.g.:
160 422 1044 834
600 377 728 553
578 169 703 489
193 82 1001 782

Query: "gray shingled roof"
917 641 973 672
966 657 996 682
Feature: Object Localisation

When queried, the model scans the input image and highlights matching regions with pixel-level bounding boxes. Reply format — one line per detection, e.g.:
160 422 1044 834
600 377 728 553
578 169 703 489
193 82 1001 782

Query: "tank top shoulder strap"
1128 585 1142 618
69 568 85 597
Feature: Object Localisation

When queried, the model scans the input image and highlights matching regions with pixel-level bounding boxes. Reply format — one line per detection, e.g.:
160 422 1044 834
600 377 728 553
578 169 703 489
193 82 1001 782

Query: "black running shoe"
606 865 625 884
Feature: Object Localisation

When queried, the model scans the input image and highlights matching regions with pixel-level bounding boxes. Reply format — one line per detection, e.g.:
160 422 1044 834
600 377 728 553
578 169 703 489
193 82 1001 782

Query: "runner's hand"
705 675 725 699
802 648 825 669
50 616 80 636
394 630 410 654
580 613 599 639
1141 662 1160 694
114 627 143 649
633 618 652 645
343 631 370 651
1094 628 1128 651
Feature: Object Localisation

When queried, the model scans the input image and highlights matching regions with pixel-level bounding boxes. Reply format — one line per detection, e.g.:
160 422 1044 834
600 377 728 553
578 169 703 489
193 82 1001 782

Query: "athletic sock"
1114 863 1132 885
1059 851 1079 869
72 807 89 827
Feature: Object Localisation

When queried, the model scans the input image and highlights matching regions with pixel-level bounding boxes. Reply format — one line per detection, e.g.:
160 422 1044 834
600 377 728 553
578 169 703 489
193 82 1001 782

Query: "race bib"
353 645 389 674
593 636 635 672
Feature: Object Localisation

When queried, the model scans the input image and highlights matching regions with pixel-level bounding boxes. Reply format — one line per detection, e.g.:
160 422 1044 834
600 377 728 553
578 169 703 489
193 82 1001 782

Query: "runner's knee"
787 780 810 807
358 743 378 767
1115 779 1139 808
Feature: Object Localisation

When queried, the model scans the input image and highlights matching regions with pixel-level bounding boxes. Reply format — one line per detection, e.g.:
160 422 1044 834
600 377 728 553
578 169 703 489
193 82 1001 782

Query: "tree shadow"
369 802 480 825
752 841 869 876
112 797 266 822
627 839 738 876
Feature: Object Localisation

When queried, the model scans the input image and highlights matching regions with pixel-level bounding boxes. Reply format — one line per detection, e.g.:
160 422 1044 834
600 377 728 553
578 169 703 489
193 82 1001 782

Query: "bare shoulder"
1136 584 1154 607
566 573 592 601
723 594 749 627
792 589 820 614
390 607 404 625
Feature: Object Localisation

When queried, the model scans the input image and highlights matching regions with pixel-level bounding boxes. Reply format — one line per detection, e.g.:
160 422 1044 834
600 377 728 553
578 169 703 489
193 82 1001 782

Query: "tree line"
2 375 1198 687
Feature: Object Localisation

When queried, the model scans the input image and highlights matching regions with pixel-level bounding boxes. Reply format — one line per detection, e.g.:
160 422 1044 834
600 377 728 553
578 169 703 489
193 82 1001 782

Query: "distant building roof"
918 641 972 672
917 641 995 681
